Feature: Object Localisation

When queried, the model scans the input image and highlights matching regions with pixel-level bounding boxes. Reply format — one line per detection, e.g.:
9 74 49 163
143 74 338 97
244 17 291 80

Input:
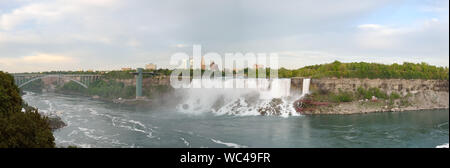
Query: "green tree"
0 71 22 115
282 61 448 80
0 71 55 148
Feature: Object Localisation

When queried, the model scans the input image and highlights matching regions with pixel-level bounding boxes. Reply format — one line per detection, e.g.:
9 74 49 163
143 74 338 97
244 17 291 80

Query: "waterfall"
187 78 291 99
302 78 310 96
259 78 291 99
176 78 298 117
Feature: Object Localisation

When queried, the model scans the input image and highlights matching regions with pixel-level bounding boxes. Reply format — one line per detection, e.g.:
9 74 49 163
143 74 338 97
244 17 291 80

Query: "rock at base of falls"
258 98 283 116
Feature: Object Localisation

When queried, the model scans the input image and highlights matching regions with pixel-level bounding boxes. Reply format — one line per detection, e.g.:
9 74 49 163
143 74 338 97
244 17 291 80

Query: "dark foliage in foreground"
0 71 55 148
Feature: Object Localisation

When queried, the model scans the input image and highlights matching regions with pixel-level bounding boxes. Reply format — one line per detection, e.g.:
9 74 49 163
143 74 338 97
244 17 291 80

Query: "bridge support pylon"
131 68 155 99
136 68 143 99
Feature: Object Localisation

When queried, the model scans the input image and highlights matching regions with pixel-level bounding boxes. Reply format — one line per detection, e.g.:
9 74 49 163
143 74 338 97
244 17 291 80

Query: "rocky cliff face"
113 75 171 87
291 78 449 115
312 78 448 95
301 90 449 115
292 77 448 95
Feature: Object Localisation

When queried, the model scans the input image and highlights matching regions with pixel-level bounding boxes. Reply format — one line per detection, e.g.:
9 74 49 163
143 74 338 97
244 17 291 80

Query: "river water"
22 91 448 148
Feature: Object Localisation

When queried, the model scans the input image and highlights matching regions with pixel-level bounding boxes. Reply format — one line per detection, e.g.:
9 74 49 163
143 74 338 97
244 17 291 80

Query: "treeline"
14 61 449 80
60 80 136 99
59 79 172 99
18 69 173 80
103 69 172 79
0 71 55 148
278 61 449 80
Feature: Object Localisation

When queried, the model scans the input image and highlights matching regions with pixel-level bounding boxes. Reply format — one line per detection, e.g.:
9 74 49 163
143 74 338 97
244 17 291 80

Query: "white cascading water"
302 78 310 96
176 78 310 117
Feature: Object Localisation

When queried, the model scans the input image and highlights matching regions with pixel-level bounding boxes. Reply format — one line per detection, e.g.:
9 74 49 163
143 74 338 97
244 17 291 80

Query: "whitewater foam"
78 127 109 141
436 143 449 148
109 116 156 138
176 78 307 117
128 119 147 128
214 96 300 117
88 108 155 137
68 130 79 137
211 138 247 148
180 137 191 147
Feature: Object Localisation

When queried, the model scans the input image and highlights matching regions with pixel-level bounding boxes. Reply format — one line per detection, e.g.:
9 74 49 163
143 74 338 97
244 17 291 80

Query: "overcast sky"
0 0 448 73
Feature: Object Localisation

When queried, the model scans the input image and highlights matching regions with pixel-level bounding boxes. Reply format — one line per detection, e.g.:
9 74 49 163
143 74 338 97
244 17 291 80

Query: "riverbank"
298 90 449 115
55 89 152 106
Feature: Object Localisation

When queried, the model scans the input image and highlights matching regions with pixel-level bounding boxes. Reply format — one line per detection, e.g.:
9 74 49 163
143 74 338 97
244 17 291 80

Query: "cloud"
356 24 405 49
357 24 384 30
278 50 341 68
22 53 75 63
0 0 448 73
0 3 70 30
420 0 449 13
126 39 141 48
174 44 188 48
0 0 120 30
0 53 77 72
355 18 447 50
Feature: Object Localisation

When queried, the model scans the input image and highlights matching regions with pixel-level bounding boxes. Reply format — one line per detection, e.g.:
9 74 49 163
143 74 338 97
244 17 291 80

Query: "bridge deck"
13 74 103 89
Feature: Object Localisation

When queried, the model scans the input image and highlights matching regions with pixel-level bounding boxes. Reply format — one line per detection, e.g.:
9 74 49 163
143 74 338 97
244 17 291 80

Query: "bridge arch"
17 75 88 89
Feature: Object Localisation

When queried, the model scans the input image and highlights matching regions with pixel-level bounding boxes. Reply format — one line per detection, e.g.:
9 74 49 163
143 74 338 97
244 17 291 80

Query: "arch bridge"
13 74 102 89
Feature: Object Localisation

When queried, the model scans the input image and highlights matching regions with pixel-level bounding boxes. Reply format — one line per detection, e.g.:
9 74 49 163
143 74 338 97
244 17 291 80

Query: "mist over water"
22 88 449 148
176 78 301 117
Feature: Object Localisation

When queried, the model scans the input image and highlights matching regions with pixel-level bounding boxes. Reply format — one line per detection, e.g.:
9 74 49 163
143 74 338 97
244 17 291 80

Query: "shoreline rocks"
47 115 67 131
295 78 449 115
299 90 449 115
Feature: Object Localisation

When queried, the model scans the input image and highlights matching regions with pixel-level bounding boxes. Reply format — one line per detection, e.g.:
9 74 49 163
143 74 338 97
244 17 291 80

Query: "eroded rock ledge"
292 78 449 115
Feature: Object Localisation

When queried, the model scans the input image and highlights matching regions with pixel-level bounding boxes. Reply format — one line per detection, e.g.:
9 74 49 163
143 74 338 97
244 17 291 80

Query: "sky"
0 0 448 73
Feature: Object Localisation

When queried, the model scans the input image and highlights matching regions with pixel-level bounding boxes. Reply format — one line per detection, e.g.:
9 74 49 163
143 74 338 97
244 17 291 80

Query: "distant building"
254 64 264 69
145 63 157 70
121 67 132 71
